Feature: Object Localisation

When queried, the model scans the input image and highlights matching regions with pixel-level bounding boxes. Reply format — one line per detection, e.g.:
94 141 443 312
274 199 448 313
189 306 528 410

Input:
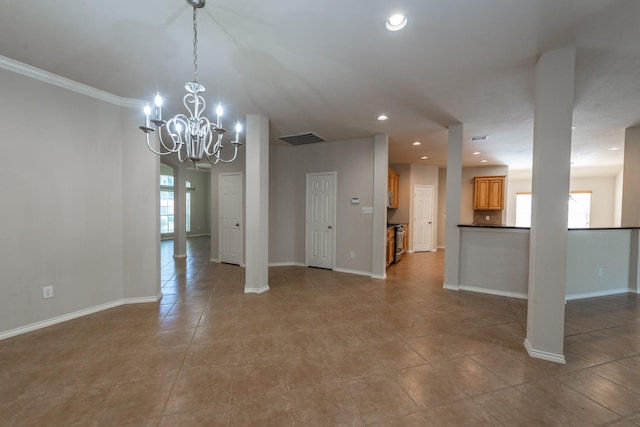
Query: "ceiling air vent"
278 132 326 145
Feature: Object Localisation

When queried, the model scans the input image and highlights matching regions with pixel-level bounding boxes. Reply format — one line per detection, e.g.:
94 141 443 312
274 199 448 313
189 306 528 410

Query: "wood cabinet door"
386 230 395 266
474 178 490 210
388 169 399 209
474 176 505 210
488 178 504 210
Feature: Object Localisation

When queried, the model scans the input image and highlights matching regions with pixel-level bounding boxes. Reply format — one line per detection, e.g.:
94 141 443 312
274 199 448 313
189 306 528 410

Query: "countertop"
458 224 640 230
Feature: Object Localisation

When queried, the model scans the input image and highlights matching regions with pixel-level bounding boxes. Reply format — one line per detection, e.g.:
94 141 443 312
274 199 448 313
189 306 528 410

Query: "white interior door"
219 172 242 265
413 185 434 252
306 172 336 269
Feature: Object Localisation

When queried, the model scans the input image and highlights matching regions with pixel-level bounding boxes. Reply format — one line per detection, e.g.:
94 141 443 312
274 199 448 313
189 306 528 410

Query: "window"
159 174 192 234
567 192 591 228
160 175 175 234
515 192 591 228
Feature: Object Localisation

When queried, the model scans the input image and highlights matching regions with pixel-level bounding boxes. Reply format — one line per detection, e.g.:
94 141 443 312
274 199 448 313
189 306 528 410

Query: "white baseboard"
123 293 163 304
333 267 372 277
524 338 566 364
459 285 528 300
185 233 211 238
268 262 306 267
443 283 459 291
565 288 632 301
0 293 163 341
371 273 386 280
244 285 270 294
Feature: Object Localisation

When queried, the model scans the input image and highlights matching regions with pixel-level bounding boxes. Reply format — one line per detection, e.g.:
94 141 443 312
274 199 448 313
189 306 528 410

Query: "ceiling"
2 0 639 171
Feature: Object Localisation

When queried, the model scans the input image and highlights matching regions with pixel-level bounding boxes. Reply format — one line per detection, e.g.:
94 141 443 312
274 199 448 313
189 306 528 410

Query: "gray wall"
186 169 211 236
0 67 158 335
285 137 376 274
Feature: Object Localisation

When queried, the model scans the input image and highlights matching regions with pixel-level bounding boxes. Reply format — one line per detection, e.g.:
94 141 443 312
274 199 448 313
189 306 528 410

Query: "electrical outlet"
485 216 490 220
42 286 54 299
350 251 356 259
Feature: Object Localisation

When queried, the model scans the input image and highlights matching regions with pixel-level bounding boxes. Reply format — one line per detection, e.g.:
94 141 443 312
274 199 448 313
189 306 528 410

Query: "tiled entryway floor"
1 236 639 426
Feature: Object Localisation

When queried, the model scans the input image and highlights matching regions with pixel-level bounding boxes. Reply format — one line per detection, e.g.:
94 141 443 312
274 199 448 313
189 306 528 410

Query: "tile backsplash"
473 210 503 225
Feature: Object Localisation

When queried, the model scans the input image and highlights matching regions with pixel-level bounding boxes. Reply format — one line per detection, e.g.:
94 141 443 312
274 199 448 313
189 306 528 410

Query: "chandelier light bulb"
154 93 163 107
235 122 242 133
216 104 223 117
143 104 151 128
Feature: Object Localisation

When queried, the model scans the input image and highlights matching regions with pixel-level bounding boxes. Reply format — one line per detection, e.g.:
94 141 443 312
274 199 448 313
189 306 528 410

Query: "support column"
621 127 640 226
371 134 389 279
443 124 463 290
244 114 269 294
525 47 576 364
173 165 187 258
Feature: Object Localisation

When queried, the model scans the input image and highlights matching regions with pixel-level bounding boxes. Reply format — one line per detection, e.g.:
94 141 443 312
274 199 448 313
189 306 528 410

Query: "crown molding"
0 54 144 109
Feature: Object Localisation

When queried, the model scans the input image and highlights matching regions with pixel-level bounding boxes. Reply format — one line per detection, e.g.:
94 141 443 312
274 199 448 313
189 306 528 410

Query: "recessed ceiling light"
608 147 621 151
412 141 421 146
420 156 429 160
386 14 407 31
480 159 488 163
470 135 489 142
377 114 388 121
472 151 481 155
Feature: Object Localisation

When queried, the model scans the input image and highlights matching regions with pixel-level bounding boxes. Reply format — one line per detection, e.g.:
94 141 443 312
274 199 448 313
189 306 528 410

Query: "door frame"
305 171 337 269
218 172 243 265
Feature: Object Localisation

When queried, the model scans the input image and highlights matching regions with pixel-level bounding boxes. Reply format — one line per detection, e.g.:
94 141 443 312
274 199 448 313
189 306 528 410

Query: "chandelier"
139 0 242 168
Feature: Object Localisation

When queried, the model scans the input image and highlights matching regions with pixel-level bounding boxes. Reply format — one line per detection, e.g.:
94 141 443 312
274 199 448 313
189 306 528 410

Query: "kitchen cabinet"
387 169 399 209
474 176 505 210
386 227 395 267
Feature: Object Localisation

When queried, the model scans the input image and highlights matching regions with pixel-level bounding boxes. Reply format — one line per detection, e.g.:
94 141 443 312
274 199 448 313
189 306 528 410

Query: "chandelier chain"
192 5 198 83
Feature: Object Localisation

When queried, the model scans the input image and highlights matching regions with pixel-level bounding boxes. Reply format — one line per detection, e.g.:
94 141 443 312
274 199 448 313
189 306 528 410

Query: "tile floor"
1 236 639 426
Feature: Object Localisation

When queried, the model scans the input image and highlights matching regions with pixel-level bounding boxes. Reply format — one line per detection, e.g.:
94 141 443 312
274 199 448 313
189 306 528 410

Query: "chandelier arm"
176 142 190 163
209 146 239 163
162 115 191 154
145 132 173 156
155 126 179 153
206 154 221 164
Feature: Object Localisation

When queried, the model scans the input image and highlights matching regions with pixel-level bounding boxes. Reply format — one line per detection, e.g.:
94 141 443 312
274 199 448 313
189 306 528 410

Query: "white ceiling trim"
0 54 143 109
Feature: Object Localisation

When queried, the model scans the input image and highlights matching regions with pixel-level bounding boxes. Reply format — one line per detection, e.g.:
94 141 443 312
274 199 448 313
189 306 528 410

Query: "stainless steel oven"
394 224 406 263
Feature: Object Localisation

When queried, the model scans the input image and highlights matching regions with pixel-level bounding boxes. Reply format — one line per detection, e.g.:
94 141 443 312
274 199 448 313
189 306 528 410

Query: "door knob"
328 225 332 229
235 223 240 227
